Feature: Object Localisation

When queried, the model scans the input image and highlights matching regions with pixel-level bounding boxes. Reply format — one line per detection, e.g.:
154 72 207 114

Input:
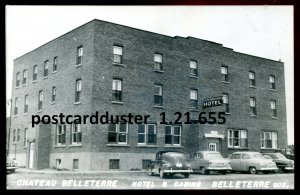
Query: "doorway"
29 142 35 168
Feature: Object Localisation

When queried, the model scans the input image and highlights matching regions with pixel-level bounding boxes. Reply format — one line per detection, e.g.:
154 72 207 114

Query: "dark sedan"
263 153 294 172
148 151 193 178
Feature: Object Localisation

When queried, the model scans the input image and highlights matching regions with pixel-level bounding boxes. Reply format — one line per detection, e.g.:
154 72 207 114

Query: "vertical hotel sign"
202 96 223 108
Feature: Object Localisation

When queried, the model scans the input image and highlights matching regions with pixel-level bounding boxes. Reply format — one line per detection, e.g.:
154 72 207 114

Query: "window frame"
113 45 123 64
44 60 49 77
33 65 38 81
75 79 82 103
249 71 256 86
77 46 83 65
221 66 228 81
190 89 198 109
23 128 28 147
112 79 123 102
154 84 163 106
16 72 20 87
222 93 229 113
270 75 276 89
71 123 82 145
261 131 278 149
249 97 257 115
154 53 163 71
190 60 198 76
52 86 56 102
271 100 277 117
165 125 182 146
22 70 27 85
24 95 29 113
14 97 18 115
108 123 128 144
228 129 248 148
56 124 66 145
53 56 58 73
137 124 157 145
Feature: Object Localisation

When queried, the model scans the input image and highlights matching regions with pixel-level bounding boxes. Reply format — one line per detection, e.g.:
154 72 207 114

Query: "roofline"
234 51 284 64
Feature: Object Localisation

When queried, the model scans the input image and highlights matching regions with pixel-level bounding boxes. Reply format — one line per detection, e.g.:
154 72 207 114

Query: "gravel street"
7 169 294 189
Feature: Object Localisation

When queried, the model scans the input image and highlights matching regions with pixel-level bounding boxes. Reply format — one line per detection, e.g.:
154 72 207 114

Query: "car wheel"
249 167 257 174
200 167 209 175
169 173 175 177
148 167 153 176
221 171 227 175
183 173 189 178
159 169 165 178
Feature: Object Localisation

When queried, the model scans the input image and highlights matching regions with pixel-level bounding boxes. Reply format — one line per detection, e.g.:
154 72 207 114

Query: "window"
16 72 20 87
154 54 163 71
221 66 228 81
44 60 49 77
108 123 128 144
154 85 163 106
33 65 38 81
24 95 29 113
56 124 66 145
52 87 56 102
14 98 18 115
270 75 275 89
228 129 248 148
142 159 152 169
22 70 27 85
73 159 79 170
271 100 277 117
190 61 198 76
165 125 181 145
138 124 157 145
17 129 20 142
190 89 198 109
71 124 82 144
109 159 119 169
23 128 28 147
38 91 43 111
77 46 83 65
222 93 229 113
113 46 123 64
53 57 58 72
75 79 82 103
209 143 217 151
249 97 257 115
261 131 277 149
112 79 122 102
12 129 16 143
249 71 256 86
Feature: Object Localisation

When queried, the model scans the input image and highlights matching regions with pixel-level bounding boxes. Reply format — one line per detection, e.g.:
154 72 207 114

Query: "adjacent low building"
8 19 287 171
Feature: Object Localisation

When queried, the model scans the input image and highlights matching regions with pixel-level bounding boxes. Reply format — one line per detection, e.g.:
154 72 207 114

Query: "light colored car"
263 153 294 172
6 158 18 174
229 151 278 174
190 151 232 175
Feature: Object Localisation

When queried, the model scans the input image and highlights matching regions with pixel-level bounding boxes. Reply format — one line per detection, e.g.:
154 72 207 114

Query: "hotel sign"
202 97 223 108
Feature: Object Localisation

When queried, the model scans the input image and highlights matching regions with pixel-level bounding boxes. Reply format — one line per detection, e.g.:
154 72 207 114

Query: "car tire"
221 171 227 175
148 167 153 176
183 173 190 178
169 173 175 177
249 167 257 174
159 169 165 178
200 167 209 175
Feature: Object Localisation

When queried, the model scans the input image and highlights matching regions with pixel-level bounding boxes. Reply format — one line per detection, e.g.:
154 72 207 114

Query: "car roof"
156 150 184 155
232 151 261 154
195 151 220 154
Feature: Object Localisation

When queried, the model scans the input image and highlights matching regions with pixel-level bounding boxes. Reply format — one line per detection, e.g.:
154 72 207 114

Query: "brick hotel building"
8 19 287 171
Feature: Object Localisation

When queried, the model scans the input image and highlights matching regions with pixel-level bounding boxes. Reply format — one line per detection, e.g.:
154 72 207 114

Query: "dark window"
12 129 16 142
109 159 119 169
190 61 198 76
23 128 28 147
154 54 163 71
44 60 49 77
24 95 28 113
71 124 82 144
77 46 83 65
190 89 198 109
52 87 56 102
142 159 152 169
250 97 257 115
271 100 277 117
228 129 248 148
112 79 122 102
138 124 156 145
270 75 276 89
38 91 43 110
113 46 123 64
165 125 181 145
249 71 256 86
154 85 163 106
16 72 20 87
14 98 18 115
22 70 27 85
56 124 66 145
53 57 58 72
221 66 228 81
33 65 38 81
75 79 81 103
222 93 229 113
261 131 277 149
73 159 79 170
108 123 127 144
17 129 20 142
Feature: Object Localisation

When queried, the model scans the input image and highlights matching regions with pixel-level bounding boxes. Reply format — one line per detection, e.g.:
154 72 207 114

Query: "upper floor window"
22 70 27 85
190 61 198 76
56 124 66 145
71 124 82 144
165 125 181 145
108 123 128 144
112 79 122 102
24 95 29 114
154 85 163 106
222 93 229 113
271 100 277 118
228 129 248 148
154 54 163 71
113 46 123 64
270 75 276 90
221 66 228 82
17 129 20 142
44 60 49 77
16 72 20 87
77 46 83 65
38 90 43 111
261 131 277 149
14 98 18 115
249 97 257 116
249 71 256 87
190 89 198 109
138 124 157 145
52 87 56 102
12 129 16 143
75 79 81 103
33 65 38 81
53 57 58 72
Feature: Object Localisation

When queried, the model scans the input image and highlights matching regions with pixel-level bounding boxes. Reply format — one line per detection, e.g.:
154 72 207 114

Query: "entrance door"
209 143 217 151
29 142 34 168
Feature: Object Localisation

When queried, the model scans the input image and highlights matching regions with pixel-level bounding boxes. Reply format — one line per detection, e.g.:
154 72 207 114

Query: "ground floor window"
71 124 82 144
56 124 66 145
261 131 277 149
138 124 156 145
73 159 79 170
109 159 120 169
165 125 181 145
228 129 248 148
142 159 152 169
108 123 128 144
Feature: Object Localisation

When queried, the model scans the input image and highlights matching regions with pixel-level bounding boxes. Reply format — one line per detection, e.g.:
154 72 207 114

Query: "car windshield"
252 153 265 159
206 153 223 159
164 152 186 160
273 153 287 159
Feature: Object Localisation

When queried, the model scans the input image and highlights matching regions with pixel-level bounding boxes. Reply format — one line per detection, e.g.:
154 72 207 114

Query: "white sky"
5 6 294 145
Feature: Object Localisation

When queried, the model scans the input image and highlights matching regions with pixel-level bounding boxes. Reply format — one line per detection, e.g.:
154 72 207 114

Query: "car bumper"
259 167 278 171
207 167 232 171
163 169 193 173
284 167 294 170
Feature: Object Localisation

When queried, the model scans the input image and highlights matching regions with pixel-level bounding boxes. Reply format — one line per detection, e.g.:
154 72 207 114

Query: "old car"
281 148 294 160
190 151 232 175
6 158 18 174
148 151 193 178
229 151 278 174
263 153 294 172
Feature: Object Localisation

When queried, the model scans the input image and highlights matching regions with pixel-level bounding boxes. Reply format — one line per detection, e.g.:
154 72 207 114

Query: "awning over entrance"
204 131 224 139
